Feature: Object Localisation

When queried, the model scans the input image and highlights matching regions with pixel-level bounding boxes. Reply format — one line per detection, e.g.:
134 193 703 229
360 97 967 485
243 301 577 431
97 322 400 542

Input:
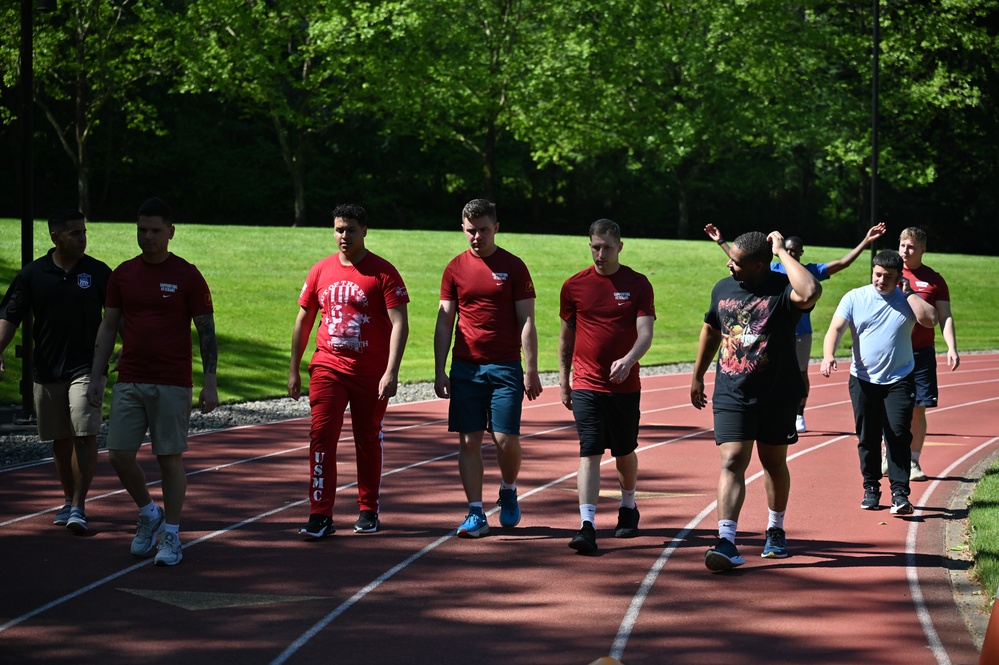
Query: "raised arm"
378 304 409 401
770 231 822 310
288 305 319 401
609 316 654 385
433 300 457 399
558 317 576 411
901 288 938 329
193 313 219 414
826 222 887 275
704 224 732 258
691 323 721 409
87 307 123 407
515 297 543 401
0 319 16 374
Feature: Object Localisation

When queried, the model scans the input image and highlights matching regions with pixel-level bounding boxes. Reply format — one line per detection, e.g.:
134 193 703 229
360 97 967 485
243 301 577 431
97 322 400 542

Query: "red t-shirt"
440 247 535 364
299 252 409 377
560 265 655 393
904 264 948 351
107 254 214 387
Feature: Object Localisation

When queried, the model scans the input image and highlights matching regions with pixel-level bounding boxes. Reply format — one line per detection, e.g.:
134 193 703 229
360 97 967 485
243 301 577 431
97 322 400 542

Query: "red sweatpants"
307 364 387 516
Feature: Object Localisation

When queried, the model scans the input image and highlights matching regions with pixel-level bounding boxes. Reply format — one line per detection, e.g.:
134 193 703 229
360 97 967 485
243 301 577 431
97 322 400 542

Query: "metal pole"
17 0 35 423
871 0 880 229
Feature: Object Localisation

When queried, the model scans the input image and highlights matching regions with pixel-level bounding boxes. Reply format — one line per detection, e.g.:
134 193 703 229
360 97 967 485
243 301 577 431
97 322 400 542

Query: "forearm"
90 322 118 375
777 248 822 303
194 314 218 375
0 319 17 356
521 322 539 374
558 326 575 387
942 316 957 351
693 325 720 381
823 326 845 360
385 318 409 377
908 293 938 328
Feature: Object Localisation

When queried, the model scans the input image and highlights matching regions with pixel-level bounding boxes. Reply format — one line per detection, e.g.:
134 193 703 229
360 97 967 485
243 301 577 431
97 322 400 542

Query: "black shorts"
713 402 798 446
571 390 640 457
912 347 939 408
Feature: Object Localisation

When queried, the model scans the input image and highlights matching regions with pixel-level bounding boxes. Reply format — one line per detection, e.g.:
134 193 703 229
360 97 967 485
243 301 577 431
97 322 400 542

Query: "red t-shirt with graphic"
903 264 948 351
440 247 534 364
300 252 409 377
107 254 214 387
560 265 656 393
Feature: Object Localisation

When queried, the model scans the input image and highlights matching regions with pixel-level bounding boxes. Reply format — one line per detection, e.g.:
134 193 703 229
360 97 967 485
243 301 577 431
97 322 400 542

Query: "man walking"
434 199 542 537
0 209 111 534
821 250 937 514
559 219 655 554
289 204 409 539
691 231 821 571
88 198 218 566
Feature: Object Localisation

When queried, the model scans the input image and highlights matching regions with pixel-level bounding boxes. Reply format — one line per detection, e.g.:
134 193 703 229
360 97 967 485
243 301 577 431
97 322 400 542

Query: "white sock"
718 520 737 544
500 481 517 492
911 450 921 462
579 504 597 526
768 509 786 531
620 487 637 509
139 502 159 520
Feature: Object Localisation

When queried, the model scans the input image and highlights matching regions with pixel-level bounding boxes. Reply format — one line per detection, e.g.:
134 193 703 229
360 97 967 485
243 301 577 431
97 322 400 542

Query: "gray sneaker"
131 506 166 557
53 502 72 526
66 507 88 535
154 531 183 566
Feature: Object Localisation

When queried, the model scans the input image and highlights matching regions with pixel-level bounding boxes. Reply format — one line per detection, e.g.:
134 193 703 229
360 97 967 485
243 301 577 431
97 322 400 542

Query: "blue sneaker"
497 488 521 527
761 527 788 558
53 502 72 526
705 537 745 571
456 511 489 538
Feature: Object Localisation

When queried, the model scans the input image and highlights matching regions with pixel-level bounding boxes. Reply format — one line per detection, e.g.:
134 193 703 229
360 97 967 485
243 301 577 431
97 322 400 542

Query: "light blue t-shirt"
771 262 829 335
834 284 916 384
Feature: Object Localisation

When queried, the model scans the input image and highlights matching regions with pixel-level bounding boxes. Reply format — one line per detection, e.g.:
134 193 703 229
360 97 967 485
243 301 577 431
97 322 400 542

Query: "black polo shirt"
0 249 112 383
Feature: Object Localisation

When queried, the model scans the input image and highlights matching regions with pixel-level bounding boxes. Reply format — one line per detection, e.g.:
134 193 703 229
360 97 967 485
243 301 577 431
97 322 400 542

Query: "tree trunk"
483 120 496 201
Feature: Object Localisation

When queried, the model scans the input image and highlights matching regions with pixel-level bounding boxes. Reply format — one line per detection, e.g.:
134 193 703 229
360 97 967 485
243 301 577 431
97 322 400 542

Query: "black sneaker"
353 510 380 533
569 521 598 554
890 494 914 516
614 505 640 538
861 488 882 510
299 514 335 540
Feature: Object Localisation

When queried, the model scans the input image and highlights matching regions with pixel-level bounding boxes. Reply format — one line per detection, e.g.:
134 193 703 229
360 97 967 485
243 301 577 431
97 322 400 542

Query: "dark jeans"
848 373 915 497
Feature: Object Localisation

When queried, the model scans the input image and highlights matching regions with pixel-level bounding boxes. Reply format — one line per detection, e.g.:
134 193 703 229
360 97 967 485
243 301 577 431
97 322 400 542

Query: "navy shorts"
571 390 640 457
447 361 524 435
713 402 798 446
912 346 939 408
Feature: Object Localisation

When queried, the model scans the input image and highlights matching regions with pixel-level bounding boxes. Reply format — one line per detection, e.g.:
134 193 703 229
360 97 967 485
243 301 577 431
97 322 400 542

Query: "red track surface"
2 354 997 665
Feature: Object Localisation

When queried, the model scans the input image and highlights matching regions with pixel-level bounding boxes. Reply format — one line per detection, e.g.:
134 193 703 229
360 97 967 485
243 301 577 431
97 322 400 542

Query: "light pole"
16 0 56 424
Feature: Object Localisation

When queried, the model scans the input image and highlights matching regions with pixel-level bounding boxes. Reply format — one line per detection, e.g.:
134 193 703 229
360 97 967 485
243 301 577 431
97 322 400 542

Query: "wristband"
716 239 725 245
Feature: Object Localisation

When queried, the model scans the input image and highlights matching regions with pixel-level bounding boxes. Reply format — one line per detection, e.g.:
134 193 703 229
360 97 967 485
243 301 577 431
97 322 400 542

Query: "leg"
716 440 755 522
307 368 348 517
577 454 602 507
71 435 99 507
109 449 153 509
615 451 638 493
157 453 187 525
492 431 522 486
883 376 915 498
910 406 927 454
51 438 76 504
849 376 885 490
458 431 486 503
348 375 389 514
757 444 791 512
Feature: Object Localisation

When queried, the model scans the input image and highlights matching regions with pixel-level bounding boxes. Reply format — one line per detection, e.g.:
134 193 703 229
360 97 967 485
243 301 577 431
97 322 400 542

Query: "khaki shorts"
106 383 192 455
33 375 102 440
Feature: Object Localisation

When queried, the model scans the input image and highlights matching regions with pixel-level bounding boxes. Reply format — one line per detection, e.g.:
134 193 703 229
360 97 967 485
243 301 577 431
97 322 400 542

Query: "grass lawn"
0 218 994 405
970 461 999 606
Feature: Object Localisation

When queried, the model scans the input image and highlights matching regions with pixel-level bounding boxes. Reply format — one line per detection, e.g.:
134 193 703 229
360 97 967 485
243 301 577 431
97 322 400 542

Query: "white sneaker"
131 506 165 557
910 460 928 482
154 531 183 566
795 415 806 433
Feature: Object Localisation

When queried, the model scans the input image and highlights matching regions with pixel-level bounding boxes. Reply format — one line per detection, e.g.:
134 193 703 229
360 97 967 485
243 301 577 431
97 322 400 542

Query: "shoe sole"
67 519 88 535
299 526 334 540
457 525 489 538
154 553 183 566
911 474 928 482
568 537 598 554
353 521 380 534
705 551 745 571
861 503 882 510
761 550 789 559
614 528 639 538
890 505 914 515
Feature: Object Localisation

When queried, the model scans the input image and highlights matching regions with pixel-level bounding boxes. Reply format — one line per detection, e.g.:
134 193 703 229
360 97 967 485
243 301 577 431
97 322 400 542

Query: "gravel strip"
0 364 697 469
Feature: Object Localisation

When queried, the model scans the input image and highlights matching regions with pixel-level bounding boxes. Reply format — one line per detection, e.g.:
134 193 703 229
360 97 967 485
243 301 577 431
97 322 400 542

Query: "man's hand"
704 224 723 243
0 353 5 376
287 371 302 401
820 357 838 377
690 378 708 410
560 383 573 411
377 370 399 401
609 358 634 385
434 374 451 399
948 349 961 371
865 222 887 244
524 370 543 401
86 375 107 408
767 231 786 255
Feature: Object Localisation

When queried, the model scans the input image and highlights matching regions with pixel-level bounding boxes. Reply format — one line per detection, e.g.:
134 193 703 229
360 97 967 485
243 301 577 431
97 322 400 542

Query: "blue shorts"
713 402 798 446
447 361 524 435
912 347 939 408
571 390 640 457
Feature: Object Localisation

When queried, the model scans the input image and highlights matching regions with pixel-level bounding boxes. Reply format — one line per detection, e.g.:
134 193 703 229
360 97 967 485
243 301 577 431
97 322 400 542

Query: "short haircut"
462 199 496 223
873 249 903 273
589 218 621 242
732 231 771 265
333 203 367 226
47 209 84 233
137 197 174 224
785 235 804 249
899 226 927 246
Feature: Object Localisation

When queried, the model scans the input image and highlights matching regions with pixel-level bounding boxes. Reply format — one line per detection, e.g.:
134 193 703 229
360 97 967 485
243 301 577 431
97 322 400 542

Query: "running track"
2 354 997 665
